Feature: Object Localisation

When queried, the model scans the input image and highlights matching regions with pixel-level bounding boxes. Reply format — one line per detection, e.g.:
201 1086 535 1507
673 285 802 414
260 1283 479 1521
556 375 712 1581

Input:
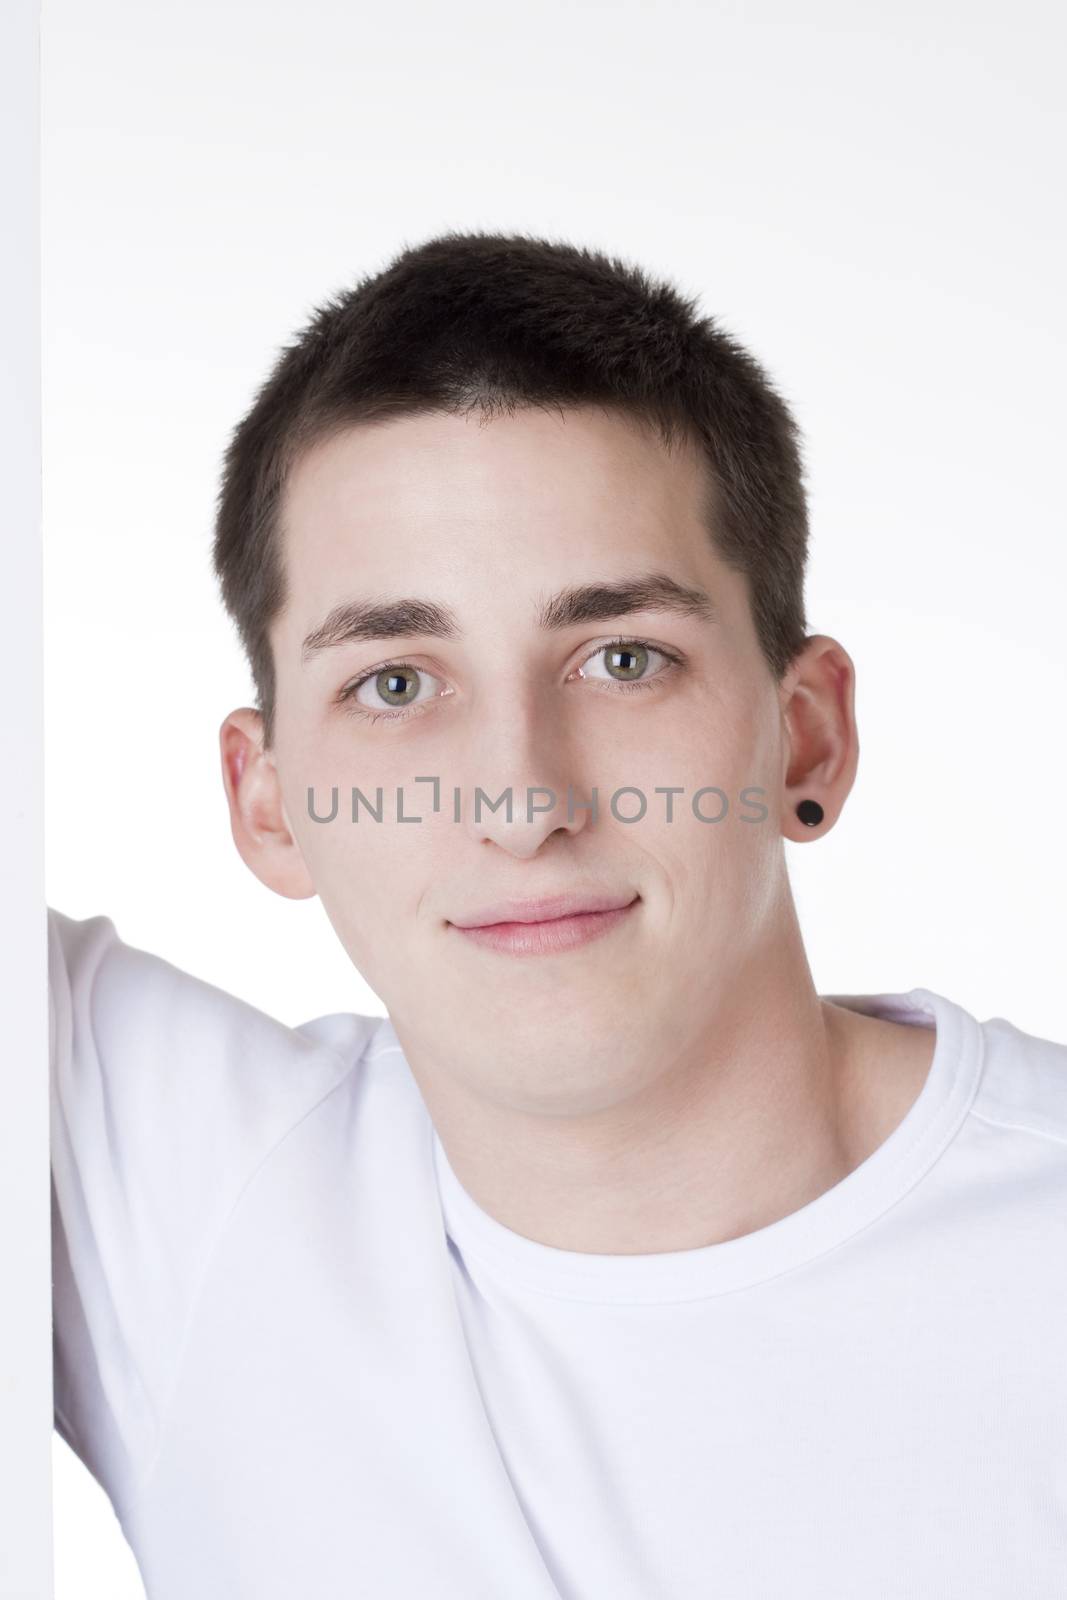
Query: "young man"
50 231 1067 1598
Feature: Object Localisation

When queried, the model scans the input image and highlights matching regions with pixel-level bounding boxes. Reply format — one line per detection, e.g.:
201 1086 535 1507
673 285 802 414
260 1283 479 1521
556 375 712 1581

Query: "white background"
42 0 1065 1593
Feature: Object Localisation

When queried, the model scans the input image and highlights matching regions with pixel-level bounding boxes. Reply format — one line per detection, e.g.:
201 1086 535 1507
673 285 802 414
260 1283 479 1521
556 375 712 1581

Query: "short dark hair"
212 229 810 750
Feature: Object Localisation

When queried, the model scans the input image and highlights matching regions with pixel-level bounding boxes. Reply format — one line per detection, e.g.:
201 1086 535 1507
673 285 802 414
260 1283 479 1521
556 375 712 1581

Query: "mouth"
446 893 640 958
449 890 639 928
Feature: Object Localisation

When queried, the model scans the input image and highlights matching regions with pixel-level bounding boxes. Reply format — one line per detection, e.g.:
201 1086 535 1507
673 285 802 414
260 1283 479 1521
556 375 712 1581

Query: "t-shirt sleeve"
48 906 363 1519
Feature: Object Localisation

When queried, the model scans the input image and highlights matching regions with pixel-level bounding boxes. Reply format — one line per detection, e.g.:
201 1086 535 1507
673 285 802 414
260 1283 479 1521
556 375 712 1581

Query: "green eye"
339 662 443 722
372 668 421 707
575 637 684 696
603 642 649 680
338 635 684 726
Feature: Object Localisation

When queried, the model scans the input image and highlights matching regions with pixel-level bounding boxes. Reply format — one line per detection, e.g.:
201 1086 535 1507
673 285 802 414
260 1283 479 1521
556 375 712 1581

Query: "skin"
219 404 936 1254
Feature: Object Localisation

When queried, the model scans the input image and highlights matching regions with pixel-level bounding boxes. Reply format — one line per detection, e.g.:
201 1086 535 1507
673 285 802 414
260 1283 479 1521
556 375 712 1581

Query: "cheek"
636 688 781 823
299 804 451 958
645 802 767 896
638 706 783 900
311 815 418 895
704 678 785 813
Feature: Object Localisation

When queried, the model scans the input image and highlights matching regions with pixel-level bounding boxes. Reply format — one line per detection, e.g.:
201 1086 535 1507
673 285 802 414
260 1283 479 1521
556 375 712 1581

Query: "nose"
459 680 594 860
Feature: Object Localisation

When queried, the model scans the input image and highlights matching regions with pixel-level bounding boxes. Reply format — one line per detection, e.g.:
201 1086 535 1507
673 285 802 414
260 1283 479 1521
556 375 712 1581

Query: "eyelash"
336 636 686 725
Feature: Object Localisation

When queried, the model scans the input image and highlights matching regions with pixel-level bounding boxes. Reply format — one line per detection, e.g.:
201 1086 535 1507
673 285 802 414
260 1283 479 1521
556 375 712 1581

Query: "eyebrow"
300 572 716 663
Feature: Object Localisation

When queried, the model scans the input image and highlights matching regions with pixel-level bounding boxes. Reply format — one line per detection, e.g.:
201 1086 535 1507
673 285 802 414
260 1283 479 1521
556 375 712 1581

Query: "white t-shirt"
48 907 1067 1599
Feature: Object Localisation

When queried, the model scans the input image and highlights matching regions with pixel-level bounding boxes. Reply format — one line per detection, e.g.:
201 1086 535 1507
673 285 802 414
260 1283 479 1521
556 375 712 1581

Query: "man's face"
267 406 792 1113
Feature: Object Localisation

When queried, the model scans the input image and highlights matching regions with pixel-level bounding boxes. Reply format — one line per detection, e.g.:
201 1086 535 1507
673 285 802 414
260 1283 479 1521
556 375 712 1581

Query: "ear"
219 708 317 900
777 635 859 842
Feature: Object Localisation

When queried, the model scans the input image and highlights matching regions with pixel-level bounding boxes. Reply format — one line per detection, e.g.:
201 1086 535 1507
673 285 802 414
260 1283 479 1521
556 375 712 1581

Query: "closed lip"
448 891 639 929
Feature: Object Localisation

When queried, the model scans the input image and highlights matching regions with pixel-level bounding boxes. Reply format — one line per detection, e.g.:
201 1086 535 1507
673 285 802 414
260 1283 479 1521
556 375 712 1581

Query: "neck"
392 922 931 1256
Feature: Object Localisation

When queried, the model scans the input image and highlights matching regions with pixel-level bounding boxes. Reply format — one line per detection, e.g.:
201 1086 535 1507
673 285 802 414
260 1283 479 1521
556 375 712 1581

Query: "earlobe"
778 634 859 843
218 709 317 900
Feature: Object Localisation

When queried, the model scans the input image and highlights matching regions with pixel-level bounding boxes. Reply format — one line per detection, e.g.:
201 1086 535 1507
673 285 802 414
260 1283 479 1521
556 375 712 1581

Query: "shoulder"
970 1009 1067 1149
47 905 383 1151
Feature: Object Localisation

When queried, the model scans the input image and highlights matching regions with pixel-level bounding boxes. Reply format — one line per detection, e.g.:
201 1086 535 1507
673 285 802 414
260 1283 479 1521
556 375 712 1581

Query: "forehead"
275 406 724 634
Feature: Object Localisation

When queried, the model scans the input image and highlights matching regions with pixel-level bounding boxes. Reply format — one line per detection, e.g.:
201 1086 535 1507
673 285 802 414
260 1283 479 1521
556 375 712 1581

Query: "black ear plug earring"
796 799 824 827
